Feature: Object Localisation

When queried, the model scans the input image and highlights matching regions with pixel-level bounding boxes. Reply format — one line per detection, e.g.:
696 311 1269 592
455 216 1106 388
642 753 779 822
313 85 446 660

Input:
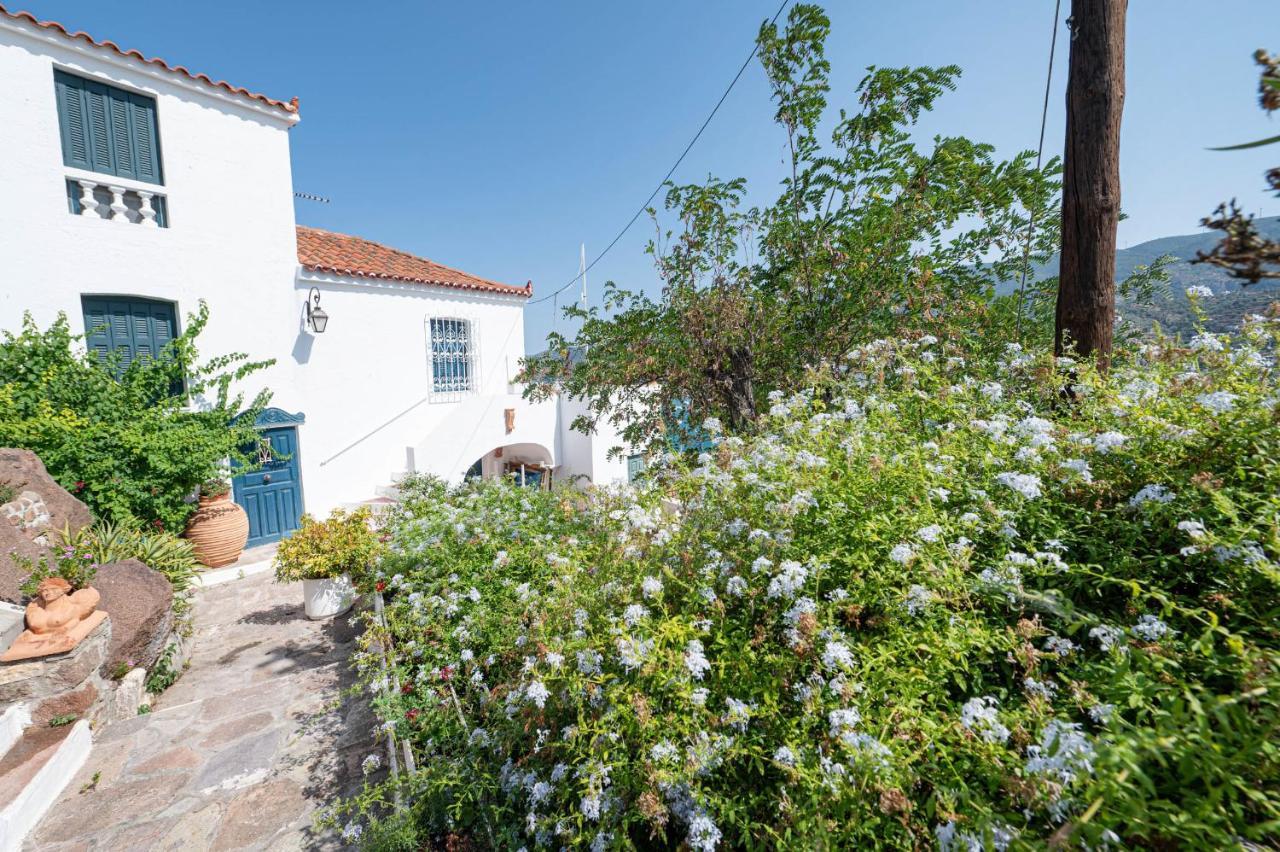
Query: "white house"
0 6 632 549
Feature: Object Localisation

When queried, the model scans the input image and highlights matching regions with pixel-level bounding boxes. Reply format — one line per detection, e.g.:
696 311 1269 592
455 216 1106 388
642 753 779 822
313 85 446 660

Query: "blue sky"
24 1 1278 349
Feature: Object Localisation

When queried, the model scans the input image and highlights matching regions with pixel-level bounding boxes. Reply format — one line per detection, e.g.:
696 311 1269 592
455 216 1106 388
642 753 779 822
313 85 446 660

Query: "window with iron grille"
428 317 475 397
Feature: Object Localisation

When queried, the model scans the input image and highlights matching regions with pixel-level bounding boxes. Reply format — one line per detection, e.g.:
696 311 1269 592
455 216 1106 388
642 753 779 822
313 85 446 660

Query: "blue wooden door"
233 426 303 548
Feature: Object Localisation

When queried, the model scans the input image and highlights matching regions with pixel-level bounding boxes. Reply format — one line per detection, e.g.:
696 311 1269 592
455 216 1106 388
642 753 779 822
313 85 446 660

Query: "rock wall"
0 449 93 604
94 558 174 672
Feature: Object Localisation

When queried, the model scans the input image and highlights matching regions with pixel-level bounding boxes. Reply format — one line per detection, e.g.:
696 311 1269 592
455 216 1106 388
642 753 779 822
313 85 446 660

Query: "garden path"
25 570 373 851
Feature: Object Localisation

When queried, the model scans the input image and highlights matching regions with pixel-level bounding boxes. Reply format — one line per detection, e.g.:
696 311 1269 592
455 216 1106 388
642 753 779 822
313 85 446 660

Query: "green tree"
522 4 1061 451
0 301 273 531
1196 48 1280 284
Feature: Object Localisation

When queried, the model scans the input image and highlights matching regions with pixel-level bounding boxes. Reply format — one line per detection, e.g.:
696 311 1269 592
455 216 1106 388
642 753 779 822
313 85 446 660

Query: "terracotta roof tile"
296 226 532 297
0 4 298 115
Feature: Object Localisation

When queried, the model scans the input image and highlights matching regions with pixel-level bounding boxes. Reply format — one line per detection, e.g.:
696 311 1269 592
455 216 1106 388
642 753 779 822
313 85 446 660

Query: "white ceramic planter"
302 575 355 620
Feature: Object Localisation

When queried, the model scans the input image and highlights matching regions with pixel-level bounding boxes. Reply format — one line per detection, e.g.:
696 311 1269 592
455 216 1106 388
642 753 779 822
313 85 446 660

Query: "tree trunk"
711 347 757 430
1055 0 1127 365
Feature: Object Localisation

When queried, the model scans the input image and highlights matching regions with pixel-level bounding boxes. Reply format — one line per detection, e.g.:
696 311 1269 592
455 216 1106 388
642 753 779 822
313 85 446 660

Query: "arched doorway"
464 442 555 489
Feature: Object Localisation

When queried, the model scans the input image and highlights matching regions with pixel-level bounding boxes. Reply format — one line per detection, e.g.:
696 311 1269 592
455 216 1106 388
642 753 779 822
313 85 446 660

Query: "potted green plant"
273 508 382 619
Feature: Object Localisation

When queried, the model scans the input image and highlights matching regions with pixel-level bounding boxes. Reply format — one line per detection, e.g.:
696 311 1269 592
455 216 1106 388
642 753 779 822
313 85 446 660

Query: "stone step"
0 720 91 851
341 495 399 515
0 707 27 763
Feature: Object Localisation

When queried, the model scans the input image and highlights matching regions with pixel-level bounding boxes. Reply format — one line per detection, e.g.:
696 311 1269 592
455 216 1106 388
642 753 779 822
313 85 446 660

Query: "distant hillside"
1000 216 1280 335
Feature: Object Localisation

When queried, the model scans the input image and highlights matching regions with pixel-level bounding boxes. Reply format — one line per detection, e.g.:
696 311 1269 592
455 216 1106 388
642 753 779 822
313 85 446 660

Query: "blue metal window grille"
429 318 473 395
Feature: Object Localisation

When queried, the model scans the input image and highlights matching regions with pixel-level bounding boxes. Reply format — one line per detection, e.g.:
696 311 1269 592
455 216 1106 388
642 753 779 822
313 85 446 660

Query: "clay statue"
0 576 108 662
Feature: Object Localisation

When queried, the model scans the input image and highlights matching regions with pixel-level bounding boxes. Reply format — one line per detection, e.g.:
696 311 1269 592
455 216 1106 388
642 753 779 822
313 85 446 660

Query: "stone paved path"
26 571 374 851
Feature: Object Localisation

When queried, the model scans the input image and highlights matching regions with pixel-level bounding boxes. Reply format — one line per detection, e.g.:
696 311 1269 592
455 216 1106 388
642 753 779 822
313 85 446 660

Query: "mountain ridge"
1000 216 1280 334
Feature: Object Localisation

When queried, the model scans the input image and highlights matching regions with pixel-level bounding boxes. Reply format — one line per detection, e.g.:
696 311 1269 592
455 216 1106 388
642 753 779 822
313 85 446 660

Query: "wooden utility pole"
1054 0 1127 364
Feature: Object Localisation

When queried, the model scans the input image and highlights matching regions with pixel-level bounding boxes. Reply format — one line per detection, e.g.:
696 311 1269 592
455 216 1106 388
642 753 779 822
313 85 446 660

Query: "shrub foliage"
274 508 383 583
0 303 272 531
337 314 1280 849
522 4 1063 450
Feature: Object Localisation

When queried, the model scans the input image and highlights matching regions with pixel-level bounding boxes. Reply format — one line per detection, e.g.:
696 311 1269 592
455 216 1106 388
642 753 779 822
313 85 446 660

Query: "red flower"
400 683 413 694
152 518 165 531
440 666 453 681
375 580 387 592
406 708 420 722
73 481 85 492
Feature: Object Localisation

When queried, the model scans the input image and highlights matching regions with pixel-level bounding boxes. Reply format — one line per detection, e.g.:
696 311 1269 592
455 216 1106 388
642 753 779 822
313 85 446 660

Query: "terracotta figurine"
0 577 108 662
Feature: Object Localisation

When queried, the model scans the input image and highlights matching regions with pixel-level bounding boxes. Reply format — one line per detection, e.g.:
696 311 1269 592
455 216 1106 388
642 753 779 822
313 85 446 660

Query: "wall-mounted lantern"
305 287 329 334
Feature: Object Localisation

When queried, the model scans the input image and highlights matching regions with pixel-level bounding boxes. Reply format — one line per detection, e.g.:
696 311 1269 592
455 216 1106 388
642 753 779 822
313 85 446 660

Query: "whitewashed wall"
557 395 634 487
0 14 302 487
291 270 543 509
0 15 617 518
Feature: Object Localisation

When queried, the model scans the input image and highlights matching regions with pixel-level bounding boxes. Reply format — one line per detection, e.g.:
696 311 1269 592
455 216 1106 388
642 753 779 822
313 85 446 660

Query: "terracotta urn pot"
184 493 249 568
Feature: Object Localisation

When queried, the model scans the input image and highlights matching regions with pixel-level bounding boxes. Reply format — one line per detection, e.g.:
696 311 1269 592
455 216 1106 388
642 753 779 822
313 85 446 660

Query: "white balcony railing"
65 170 168 228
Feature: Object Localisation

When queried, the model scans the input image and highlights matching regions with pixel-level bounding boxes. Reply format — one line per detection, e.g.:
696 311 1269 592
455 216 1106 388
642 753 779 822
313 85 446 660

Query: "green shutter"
108 89 136 180
54 71 163 186
81 300 112 363
54 72 90 170
81 297 177 378
82 80 114 176
129 93 162 183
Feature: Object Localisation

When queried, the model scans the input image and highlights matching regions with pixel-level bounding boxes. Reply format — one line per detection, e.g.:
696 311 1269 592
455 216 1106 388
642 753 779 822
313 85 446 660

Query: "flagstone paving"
25 570 375 851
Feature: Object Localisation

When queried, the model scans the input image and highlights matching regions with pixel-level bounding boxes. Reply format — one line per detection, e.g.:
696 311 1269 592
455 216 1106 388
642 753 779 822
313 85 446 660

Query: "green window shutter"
107 301 135 370
81 297 177 378
54 72 90 170
81 80 114 176
151 304 174 349
129 93 162 184
107 89 136 180
81 299 112 363
53 71 163 185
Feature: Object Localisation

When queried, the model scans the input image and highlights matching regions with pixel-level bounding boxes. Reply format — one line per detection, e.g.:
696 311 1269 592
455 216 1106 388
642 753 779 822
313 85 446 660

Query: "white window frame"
426 316 479 402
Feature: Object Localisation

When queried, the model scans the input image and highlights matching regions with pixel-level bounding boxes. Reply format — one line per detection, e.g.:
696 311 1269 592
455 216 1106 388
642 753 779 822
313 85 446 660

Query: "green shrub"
15 544 99 596
274 508 383 583
333 315 1280 850
144 644 182 694
0 303 273 532
62 521 199 623
199 478 231 500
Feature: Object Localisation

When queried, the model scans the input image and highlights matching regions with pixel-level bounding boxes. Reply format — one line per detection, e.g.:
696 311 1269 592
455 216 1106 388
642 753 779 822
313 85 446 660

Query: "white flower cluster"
1197 391 1239 414
685 640 711 680
1131 614 1174 642
959 696 1009 744
1129 483 1175 508
995 471 1042 499
766 560 808 599
903 584 933 615
1025 719 1096 784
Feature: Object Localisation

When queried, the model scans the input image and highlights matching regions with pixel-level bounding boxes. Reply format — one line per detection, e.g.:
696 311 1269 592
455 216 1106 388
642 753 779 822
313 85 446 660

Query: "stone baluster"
107 185 128 222
76 180 98 217
137 191 159 228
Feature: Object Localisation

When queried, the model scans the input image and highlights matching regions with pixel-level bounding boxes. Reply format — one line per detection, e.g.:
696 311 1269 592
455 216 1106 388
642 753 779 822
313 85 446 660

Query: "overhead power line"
1014 0 1064 339
529 0 792 307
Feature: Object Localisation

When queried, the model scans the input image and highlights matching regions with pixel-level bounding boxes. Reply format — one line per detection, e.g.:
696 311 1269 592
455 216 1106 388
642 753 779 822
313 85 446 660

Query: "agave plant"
59 521 199 623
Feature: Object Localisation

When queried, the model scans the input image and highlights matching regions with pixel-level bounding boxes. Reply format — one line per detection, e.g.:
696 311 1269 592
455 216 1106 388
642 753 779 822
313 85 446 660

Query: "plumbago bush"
336 315 1280 849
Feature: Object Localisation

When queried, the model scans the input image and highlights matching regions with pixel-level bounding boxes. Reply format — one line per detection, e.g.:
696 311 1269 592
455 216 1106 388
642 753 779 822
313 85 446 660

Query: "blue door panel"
233 426 303 548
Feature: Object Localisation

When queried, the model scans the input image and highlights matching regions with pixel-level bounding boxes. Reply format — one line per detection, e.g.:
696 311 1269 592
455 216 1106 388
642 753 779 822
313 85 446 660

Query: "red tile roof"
296 227 532 298
0 4 298 115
